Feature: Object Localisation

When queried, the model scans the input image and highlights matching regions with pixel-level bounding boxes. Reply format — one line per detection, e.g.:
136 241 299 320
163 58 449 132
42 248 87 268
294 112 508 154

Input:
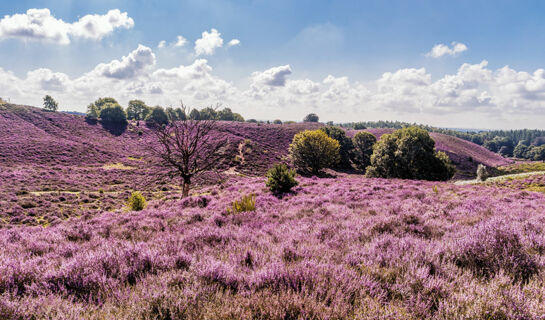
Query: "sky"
2 1 545 129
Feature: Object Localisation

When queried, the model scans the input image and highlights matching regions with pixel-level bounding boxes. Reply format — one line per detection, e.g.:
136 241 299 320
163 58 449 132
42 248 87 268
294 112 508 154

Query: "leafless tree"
148 107 228 197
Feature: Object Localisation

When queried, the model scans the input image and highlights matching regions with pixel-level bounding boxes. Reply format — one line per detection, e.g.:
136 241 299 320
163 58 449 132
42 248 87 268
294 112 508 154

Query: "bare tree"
148 108 228 197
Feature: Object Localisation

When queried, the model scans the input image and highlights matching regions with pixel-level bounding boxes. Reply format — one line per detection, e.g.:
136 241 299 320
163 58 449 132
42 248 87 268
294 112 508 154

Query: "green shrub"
127 191 147 211
99 104 127 123
319 126 354 168
303 113 319 122
273 119 282 124
126 100 150 120
266 163 298 193
228 194 256 213
352 131 376 171
289 130 340 174
145 106 169 127
366 126 455 181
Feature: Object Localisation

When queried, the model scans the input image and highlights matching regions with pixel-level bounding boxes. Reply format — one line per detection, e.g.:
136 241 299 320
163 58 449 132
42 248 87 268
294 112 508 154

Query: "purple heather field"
2 105 545 319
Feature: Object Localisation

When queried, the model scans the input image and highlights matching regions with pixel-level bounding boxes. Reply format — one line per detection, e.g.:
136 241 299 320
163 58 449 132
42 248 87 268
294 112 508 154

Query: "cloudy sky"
2 1 545 129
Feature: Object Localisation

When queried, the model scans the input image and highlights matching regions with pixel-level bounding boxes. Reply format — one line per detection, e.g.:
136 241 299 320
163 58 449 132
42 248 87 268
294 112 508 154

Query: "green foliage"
366 126 455 181
289 129 340 174
228 194 256 213
99 103 127 123
189 109 200 120
246 119 258 123
320 126 354 168
145 106 169 127
127 191 147 211
85 104 100 121
477 164 488 182
513 142 529 158
42 95 58 112
126 100 150 120
303 113 319 122
199 107 217 120
352 131 376 170
87 97 119 121
353 122 367 130
529 145 545 161
266 163 298 193
174 108 187 121
273 119 282 125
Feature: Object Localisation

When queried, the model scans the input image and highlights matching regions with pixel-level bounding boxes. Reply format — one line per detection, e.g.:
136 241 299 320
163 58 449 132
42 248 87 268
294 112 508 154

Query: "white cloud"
426 42 468 58
5 45 545 128
157 40 166 48
194 28 223 56
251 65 292 87
227 39 240 47
174 35 187 47
92 44 155 79
0 8 134 45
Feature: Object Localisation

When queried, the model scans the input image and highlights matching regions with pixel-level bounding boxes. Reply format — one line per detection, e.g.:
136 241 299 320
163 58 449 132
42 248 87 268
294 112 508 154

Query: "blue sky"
2 0 545 128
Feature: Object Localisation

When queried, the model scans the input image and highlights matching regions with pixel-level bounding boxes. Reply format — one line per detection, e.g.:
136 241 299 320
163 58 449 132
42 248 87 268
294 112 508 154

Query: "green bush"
99 104 127 123
289 129 340 174
366 126 455 181
319 126 354 168
228 194 256 213
266 163 298 193
145 106 169 127
303 113 319 122
273 119 282 125
352 131 376 171
127 191 147 211
126 100 150 120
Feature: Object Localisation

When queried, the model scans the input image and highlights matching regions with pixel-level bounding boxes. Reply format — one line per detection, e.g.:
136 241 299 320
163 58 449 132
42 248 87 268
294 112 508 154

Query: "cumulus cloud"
227 39 240 47
92 44 155 79
0 8 134 44
251 65 292 87
157 40 166 48
5 45 545 128
194 28 223 56
426 42 468 58
174 35 187 47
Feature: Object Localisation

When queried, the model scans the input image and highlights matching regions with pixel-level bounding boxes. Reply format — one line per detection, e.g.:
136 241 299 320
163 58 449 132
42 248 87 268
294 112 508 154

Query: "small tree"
85 103 100 121
289 130 340 174
352 131 376 171
303 113 319 123
149 113 228 197
366 127 455 181
320 126 354 168
266 163 298 193
43 95 58 112
126 100 150 120
99 103 127 123
145 106 169 127
476 164 488 182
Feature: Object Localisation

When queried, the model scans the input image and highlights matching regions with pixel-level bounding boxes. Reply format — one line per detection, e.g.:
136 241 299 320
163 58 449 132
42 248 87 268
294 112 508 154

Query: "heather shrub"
228 194 256 213
476 164 488 181
320 126 354 168
453 220 539 283
99 104 127 123
265 163 298 194
289 130 340 174
366 126 455 181
352 131 376 170
127 191 146 211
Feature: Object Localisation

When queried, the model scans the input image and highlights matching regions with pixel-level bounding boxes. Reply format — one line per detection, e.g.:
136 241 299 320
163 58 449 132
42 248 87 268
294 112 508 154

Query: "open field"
1 105 545 319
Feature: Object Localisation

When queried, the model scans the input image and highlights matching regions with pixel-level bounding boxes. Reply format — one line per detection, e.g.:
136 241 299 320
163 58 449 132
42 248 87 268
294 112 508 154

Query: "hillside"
0 104 509 179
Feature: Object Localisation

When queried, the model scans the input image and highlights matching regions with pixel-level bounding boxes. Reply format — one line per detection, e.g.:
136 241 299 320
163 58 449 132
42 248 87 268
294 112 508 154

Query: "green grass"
496 162 545 174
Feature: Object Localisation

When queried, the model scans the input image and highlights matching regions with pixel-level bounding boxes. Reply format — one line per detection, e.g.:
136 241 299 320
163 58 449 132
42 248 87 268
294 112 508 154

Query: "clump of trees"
319 126 353 168
366 127 455 181
145 106 169 127
188 106 244 121
126 100 150 121
100 104 127 123
289 129 340 174
43 95 58 112
86 97 122 122
352 131 376 171
303 113 319 123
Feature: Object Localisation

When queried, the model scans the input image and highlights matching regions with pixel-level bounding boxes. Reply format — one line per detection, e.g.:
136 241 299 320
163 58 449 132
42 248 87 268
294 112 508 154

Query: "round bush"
99 104 127 123
266 163 298 193
366 126 455 181
145 107 169 127
289 130 340 174
127 191 146 211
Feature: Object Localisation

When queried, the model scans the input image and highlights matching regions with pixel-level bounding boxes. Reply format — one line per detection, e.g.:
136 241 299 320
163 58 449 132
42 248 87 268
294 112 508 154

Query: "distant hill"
0 104 510 178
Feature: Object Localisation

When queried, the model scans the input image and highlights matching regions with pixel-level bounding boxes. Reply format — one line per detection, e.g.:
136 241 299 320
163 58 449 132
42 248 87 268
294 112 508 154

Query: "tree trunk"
182 176 191 197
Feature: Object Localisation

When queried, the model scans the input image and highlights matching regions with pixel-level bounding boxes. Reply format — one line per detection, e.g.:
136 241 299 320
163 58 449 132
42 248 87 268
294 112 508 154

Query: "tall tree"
149 115 228 197
43 95 58 112
126 100 150 120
